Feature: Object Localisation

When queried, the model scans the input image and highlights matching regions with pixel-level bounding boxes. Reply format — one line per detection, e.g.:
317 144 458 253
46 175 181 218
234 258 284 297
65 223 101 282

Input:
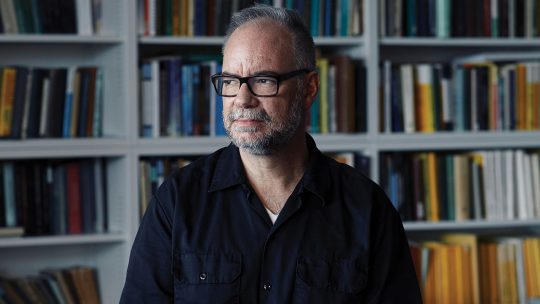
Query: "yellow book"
180 0 187 36
453 245 466 304
441 233 480 304
440 245 451 304
0 67 17 137
532 238 540 297
497 242 517 303
523 239 534 298
427 152 440 221
415 64 435 132
187 0 194 37
318 58 329 134
424 242 443 303
488 64 499 130
516 64 527 130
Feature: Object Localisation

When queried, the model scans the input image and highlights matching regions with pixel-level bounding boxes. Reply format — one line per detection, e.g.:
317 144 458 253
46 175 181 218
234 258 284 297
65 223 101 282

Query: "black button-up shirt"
120 134 422 303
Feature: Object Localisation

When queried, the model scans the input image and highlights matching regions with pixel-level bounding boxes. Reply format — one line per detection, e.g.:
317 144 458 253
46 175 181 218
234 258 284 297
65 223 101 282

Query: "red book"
66 162 82 234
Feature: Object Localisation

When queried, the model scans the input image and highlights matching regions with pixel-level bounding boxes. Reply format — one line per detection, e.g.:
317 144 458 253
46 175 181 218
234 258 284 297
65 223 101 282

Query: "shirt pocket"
174 252 241 304
293 256 367 304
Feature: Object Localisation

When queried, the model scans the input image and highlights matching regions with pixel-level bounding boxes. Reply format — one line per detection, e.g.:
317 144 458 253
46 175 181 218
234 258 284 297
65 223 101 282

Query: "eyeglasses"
210 69 311 97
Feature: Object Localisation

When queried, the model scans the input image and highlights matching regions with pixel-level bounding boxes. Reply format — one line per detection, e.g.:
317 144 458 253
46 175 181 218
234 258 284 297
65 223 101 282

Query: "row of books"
381 0 540 38
410 234 540 303
139 157 194 216
381 60 540 133
381 150 540 222
0 0 101 35
138 152 369 216
308 55 366 134
0 266 100 304
140 54 366 138
0 159 108 236
139 0 363 37
0 66 103 139
140 57 224 137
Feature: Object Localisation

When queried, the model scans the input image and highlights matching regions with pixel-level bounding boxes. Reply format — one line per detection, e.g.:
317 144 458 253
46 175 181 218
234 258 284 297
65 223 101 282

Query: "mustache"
226 109 271 122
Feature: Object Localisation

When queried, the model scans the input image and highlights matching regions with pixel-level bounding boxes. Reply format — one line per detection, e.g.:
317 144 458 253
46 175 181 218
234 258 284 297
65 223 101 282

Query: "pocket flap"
179 253 241 284
297 256 367 294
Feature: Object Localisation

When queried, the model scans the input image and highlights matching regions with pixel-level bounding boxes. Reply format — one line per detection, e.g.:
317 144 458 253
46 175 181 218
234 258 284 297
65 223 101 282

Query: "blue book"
323 0 333 36
310 0 320 36
191 64 201 135
406 0 417 36
181 65 193 136
215 64 226 136
340 0 348 36
454 66 465 131
166 59 182 136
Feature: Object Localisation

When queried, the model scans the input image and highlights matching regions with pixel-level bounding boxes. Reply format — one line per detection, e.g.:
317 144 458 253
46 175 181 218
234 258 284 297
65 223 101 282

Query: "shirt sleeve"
120 194 173 303
364 187 423 304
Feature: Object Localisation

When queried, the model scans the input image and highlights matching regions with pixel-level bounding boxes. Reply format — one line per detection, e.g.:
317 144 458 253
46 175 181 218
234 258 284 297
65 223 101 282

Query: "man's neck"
239 132 309 214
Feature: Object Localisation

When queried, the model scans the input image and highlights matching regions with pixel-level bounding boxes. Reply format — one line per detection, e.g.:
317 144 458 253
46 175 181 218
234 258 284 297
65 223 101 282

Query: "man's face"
221 21 305 155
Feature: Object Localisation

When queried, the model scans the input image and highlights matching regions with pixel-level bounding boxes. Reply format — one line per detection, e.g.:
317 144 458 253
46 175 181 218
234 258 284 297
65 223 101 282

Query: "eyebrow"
220 70 280 77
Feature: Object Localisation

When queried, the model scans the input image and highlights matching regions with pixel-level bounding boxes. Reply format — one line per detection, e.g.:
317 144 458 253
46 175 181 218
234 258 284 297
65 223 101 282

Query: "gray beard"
224 98 303 155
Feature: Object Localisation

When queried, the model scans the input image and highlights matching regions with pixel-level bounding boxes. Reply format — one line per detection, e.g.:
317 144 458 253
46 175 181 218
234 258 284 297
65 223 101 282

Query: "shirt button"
199 273 207 281
263 284 272 291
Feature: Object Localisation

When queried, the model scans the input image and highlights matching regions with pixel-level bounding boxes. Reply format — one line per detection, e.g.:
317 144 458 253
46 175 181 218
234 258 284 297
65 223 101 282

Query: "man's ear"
304 71 320 110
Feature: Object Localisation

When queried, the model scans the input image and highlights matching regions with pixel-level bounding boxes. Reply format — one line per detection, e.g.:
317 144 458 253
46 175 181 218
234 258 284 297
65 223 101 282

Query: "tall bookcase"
2 0 540 302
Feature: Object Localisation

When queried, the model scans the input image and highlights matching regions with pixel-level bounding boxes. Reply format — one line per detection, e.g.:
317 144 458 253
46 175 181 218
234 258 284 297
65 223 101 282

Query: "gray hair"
222 4 316 71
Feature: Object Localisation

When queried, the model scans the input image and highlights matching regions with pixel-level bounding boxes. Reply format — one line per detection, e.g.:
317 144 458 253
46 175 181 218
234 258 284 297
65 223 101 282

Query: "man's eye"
255 78 276 85
222 78 237 85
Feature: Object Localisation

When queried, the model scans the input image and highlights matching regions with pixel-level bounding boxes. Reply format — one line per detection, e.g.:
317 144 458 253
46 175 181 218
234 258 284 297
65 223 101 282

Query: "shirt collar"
208 134 331 206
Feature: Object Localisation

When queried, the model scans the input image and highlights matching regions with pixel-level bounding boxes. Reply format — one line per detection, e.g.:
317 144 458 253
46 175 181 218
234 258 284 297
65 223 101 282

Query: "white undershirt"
265 207 279 224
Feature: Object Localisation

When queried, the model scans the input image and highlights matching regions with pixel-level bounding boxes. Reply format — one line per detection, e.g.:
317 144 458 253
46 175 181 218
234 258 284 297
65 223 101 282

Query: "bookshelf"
2 0 540 302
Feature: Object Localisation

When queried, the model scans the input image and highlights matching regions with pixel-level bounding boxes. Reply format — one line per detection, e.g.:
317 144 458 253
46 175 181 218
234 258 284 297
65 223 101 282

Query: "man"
121 4 421 304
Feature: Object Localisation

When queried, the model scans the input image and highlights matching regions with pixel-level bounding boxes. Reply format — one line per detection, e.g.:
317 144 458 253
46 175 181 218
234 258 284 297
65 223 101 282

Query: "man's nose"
233 83 259 108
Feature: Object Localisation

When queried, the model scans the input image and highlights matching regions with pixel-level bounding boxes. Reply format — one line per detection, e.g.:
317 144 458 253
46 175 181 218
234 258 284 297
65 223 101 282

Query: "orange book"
487 243 500 303
525 63 535 130
172 0 180 35
0 67 17 137
532 63 540 129
479 244 490 302
440 245 451 304
424 242 443 303
442 233 480 303
415 64 435 132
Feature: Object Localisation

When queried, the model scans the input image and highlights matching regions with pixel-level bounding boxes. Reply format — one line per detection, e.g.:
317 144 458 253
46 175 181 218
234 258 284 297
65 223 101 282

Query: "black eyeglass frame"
210 68 312 97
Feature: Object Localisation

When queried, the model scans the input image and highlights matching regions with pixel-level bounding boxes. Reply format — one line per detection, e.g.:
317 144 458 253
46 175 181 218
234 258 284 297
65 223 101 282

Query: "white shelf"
0 138 129 159
0 233 126 248
139 36 364 46
376 131 540 151
380 37 540 47
136 136 231 156
0 34 123 44
404 219 540 231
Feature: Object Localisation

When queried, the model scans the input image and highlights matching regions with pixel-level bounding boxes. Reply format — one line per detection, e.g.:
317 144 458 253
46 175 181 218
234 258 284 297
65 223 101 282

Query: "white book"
137 0 146 36
531 154 540 218
523 153 535 219
494 150 505 219
436 0 449 38
76 0 94 35
148 0 157 36
441 73 452 130
515 150 528 219
511 238 527 304
273 0 283 7
150 60 160 137
505 150 516 219
0 0 19 34
379 0 385 36
352 0 362 36
471 156 484 220
400 64 415 133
